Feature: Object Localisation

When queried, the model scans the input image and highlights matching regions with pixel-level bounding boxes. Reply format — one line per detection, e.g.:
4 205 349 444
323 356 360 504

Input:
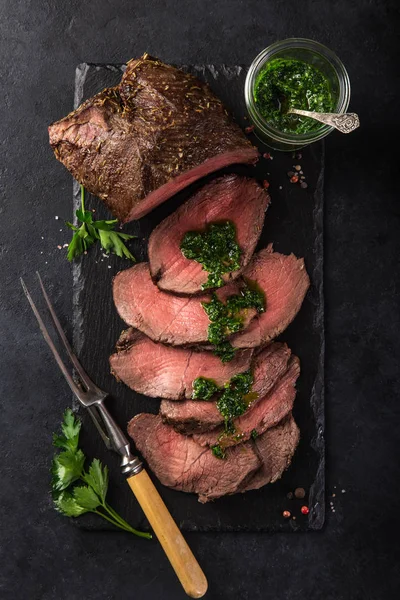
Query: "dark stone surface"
0 1 399 598
73 63 325 533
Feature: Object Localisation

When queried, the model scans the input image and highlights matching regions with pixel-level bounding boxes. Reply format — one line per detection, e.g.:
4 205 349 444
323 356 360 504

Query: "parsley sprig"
51 408 151 538
66 186 136 262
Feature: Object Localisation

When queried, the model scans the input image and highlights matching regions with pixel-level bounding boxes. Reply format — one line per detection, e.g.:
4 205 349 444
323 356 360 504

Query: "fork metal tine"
87 406 113 449
21 277 85 402
22 274 114 451
35 271 102 394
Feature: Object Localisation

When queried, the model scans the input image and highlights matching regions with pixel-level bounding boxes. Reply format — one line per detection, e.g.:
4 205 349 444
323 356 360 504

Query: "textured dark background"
0 1 399 599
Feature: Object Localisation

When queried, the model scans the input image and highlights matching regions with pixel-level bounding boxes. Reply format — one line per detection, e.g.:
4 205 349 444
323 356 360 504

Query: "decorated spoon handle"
127 469 208 598
289 108 360 133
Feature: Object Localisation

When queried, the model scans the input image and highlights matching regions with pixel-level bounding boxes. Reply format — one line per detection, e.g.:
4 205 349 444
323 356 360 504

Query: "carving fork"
21 273 208 599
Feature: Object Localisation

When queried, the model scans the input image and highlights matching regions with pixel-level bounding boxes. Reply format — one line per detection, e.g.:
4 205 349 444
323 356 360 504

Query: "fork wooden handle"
127 469 208 598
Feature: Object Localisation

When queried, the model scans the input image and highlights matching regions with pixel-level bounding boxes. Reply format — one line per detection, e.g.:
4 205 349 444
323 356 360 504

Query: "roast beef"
128 413 261 503
48 54 258 223
113 262 257 346
240 413 300 492
193 355 300 448
148 175 269 295
160 342 291 433
128 412 299 502
232 245 310 348
110 328 254 400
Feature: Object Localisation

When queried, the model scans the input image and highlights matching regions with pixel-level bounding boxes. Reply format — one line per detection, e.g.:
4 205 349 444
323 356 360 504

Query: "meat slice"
160 398 225 434
110 328 253 400
193 356 300 448
160 342 291 433
240 413 300 492
113 262 257 346
49 55 258 223
232 246 310 348
128 413 261 503
148 175 269 295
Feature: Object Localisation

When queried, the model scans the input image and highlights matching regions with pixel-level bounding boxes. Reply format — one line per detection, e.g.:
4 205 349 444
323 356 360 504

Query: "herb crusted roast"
48 54 258 223
160 342 292 433
112 262 257 346
128 412 299 502
110 328 254 400
148 175 270 295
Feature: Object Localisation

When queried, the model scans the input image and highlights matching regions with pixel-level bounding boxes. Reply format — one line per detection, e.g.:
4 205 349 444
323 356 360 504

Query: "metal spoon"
287 107 360 133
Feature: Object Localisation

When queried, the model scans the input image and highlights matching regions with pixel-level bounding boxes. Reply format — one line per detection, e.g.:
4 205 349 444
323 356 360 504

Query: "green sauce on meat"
193 371 259 460
202 287 265 362
213 341 237 363
254 58 334 134
215 372 253 419
211 444 226 460
192 377 219 401
250 428 258 440
180 221 242 290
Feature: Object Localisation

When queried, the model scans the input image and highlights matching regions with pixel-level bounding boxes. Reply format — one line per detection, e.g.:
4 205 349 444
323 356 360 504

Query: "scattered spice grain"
294 487 306 499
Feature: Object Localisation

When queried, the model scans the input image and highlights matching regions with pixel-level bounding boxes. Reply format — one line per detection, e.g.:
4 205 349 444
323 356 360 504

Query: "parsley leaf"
66 220 97 261
82 459 108 504
73 485 101 511
53 408 81 452
97 228 136 260
52 449 85 491
51 408 151 539
66 185 136 262
54 491 88 517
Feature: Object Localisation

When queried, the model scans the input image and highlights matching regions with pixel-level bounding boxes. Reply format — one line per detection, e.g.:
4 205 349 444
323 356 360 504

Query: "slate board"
72 63 325 532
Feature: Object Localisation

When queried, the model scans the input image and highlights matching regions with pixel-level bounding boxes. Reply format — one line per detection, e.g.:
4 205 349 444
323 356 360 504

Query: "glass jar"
244 38 351 151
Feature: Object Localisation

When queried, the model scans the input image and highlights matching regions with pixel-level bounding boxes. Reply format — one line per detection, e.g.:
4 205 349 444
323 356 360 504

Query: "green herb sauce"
211 444 226 460
216 371 254 421
254 58 334 134
180 221 242 290
193 371 259 459
192 377 219 401
213 341 237 363
250 429 259 440
202 287 265 362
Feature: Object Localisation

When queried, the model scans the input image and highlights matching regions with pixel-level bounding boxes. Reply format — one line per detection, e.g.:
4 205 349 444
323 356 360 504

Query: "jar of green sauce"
245 39 351 151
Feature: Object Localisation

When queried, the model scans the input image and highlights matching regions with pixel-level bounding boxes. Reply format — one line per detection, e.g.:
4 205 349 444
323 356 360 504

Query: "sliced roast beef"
160 398 225 434
232 245 310 348
113 262 257 346
148 175 269 295
49 55 258 223
193 355 300 448
128 413 261 503
160 342 291 433
240 413 300 492
110 328 253 400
